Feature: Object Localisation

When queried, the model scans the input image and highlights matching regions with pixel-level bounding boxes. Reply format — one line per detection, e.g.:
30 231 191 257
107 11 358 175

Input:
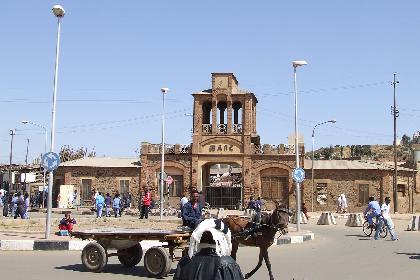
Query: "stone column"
227 101 233 134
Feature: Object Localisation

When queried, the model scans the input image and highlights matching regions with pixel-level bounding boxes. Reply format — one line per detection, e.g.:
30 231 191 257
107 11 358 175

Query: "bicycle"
362 216 388 238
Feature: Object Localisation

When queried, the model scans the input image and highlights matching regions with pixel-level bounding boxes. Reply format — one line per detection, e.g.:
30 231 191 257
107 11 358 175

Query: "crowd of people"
1 190 31 219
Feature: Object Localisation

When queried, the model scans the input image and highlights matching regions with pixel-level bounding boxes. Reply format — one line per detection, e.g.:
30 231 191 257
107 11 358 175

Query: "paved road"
1 224 419 280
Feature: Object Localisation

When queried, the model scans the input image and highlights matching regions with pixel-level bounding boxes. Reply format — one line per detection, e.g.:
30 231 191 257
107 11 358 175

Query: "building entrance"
202 163 242 209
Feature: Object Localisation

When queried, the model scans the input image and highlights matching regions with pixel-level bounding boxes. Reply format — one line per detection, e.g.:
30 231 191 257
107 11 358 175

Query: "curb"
0 240 163 251
276 232 314 245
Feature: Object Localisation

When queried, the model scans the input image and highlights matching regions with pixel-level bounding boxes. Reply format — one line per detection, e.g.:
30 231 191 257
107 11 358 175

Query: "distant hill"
306 143 413 162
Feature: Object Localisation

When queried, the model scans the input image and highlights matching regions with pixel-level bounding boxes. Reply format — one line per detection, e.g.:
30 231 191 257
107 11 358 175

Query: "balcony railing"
217 124 227 134
141 143 192 154
253 144 296 155
202 124 212 134
233 124 242 134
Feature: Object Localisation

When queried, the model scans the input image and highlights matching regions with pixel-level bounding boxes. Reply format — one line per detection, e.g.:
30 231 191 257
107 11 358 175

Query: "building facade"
140 73 302 209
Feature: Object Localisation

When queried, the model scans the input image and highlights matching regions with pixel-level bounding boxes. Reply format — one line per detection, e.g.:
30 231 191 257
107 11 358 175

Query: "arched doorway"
202 162 242 209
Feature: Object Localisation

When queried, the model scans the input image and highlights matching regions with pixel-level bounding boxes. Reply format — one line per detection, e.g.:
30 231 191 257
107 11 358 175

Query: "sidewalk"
0 227 314 251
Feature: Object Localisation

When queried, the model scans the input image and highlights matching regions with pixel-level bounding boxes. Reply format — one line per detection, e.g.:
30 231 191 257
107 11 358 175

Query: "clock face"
214 77 228 89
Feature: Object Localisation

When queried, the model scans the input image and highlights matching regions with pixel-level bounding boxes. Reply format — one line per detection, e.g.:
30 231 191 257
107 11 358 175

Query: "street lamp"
160 87 169 220
292 60 307 232
311 119 336 212
46 4 65 239
22 120 48 208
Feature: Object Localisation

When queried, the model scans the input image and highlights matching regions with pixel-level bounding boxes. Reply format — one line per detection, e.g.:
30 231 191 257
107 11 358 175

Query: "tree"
59 145 96 162
401 134 411 146
321 145 335 159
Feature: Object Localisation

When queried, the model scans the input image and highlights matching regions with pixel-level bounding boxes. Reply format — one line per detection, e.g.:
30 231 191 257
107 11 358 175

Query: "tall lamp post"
22 120 48 207
311 119 336 212
160 87 169 220
46 4 65 239
293 60 307 232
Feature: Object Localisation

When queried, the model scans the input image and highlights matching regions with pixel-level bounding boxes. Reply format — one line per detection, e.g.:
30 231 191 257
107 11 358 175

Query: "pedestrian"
105 193 112 217
14 192 25 219
11 193 18 217
113 193 122 218
140 188 151 219
336 195 342 213
374 197 398 241
180 194 189 211
127 192 132 208
95 192 105 218
24 192 30 219
247 196 255 210
340 194 348 213
174 218 244 280
0 188 5 208
301 202 309 220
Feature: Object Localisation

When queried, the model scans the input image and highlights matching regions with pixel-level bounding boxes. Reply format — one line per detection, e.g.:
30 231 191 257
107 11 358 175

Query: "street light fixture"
45 4 65 239
292 60 307 232
159 87 169 220
22 120 48 208
311 119 336 212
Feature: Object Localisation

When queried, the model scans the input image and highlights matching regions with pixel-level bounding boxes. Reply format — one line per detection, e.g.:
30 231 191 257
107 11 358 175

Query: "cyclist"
363 197 381 229
374 197 398 241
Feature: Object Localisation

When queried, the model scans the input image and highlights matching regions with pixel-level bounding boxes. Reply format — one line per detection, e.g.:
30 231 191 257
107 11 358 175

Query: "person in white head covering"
336 195 342 213
174 218 244 280
340 194 348 213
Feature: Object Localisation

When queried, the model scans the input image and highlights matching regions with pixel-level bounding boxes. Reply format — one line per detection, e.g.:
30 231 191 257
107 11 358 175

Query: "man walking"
105 193 112 217
95 192 105 218
374 197 398 241
140 188 151 219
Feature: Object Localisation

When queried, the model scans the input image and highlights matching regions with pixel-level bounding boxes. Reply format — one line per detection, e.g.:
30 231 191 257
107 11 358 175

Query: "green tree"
401 134 411 146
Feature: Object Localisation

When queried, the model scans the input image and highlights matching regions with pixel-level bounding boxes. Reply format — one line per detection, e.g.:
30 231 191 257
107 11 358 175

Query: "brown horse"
223 203 290 280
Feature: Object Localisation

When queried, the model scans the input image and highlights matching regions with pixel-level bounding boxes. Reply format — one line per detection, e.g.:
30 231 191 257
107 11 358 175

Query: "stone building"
56 157 140 206
304 160 417 213
140 73 302 209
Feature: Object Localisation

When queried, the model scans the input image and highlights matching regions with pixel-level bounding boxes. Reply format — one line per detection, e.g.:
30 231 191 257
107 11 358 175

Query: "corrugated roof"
304 159 415 172
60 157 140 168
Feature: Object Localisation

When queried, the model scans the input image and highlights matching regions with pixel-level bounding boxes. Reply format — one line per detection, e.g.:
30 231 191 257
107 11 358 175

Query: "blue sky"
1 1 419 164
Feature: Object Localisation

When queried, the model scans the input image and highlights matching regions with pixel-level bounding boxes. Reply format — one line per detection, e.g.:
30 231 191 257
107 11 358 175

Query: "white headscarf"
188 218 232 258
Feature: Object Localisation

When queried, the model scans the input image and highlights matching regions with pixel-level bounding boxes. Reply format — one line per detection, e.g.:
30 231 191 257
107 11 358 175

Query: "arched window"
202 101 212 124
232 101 242 133
217 102 227 134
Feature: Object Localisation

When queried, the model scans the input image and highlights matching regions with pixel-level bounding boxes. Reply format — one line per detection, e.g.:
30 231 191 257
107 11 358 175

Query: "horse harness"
231 207 290 239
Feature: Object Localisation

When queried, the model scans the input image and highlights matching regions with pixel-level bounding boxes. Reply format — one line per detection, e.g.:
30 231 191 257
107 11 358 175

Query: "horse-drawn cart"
71 228 191 278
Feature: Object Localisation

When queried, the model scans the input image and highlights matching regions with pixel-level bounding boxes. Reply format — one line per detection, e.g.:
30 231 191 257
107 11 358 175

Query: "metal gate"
203 186 242 210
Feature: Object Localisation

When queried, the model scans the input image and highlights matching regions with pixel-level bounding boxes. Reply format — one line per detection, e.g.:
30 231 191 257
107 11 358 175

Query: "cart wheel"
81 242 108 272
144 247 172 278
118 243 143 267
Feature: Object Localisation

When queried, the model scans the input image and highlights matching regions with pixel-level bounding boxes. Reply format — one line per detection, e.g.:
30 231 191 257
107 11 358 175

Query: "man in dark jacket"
14 192 25 219
174 219 243 280
181 190 203 229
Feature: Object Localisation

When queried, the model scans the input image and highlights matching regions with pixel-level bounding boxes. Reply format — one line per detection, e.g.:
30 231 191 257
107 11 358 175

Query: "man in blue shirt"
364 197 381 229
182 190 203 229
95 192 105 218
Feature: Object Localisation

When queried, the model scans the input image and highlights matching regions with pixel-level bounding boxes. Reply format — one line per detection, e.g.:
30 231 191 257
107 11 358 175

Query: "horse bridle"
268 207 292 232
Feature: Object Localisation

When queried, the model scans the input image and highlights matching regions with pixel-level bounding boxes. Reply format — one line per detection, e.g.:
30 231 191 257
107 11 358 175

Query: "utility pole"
391 73 399 213
8 129 16 192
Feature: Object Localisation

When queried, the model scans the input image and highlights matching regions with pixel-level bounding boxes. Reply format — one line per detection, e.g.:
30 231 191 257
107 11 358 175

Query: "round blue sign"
292 168 305 183
42 152 60 172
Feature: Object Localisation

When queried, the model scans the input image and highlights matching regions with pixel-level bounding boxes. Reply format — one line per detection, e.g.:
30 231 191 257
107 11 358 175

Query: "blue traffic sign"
292 168 305 183
42 152 60 172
